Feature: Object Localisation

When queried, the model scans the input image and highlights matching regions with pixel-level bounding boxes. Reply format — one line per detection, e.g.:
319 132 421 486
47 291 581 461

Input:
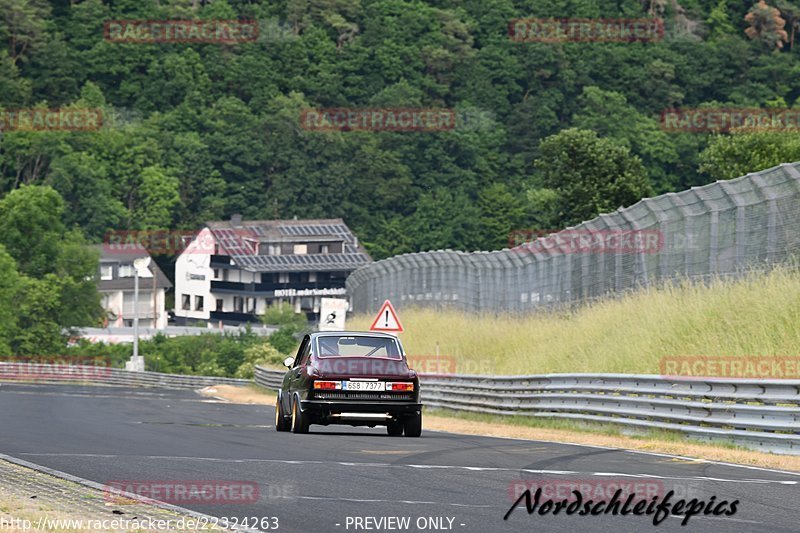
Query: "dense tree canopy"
1 0 799 263
0 186 103 354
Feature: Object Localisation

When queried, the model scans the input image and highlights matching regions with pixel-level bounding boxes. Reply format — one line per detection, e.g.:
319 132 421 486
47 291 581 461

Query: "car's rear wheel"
291 397 309 434
387 420 404 436
275 395 289 432
403 412 422 437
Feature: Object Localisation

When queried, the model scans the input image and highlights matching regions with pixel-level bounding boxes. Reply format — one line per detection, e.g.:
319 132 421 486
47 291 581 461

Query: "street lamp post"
134 265 139 360
132 256 151 371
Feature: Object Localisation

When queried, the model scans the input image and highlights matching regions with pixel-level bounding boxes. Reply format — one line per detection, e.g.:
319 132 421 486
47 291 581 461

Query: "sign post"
126 256 151 372
318 297 348 331
369 300 403 333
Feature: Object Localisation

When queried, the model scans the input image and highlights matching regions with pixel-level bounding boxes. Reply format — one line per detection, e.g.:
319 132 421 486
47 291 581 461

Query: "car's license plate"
343 381 385 391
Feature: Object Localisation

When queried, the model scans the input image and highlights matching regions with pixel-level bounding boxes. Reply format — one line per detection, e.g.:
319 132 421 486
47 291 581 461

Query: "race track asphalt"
0 382 798 533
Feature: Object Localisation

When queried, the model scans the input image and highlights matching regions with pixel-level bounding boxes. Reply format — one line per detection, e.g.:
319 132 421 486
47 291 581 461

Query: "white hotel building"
174 216 371 325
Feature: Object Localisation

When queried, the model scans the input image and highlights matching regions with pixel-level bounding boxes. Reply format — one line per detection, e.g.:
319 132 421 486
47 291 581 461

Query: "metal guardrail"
0 362 250 390
254 366 800 454
6 362 798 455
254 365 284 390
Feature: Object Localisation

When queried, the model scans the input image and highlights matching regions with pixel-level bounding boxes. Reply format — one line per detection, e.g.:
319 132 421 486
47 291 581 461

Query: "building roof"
205 217 372 273
94 244 172 291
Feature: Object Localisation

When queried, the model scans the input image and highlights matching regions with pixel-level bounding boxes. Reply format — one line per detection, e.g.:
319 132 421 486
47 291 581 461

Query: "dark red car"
274 331 422 436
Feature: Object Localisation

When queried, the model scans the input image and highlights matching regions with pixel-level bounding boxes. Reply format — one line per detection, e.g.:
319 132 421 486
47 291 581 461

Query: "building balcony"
209 254 233 268
209 311 260 324
119 304 157 317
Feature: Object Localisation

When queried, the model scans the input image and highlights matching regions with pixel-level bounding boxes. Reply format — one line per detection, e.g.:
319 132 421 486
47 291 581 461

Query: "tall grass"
348 268 800 375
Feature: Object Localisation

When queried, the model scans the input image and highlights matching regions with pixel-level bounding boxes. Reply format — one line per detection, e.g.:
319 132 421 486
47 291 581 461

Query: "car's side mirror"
283 357 295 368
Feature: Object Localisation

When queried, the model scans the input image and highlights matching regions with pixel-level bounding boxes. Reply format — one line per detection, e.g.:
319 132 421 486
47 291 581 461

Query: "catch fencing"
254 366 800 454
347 162 800 313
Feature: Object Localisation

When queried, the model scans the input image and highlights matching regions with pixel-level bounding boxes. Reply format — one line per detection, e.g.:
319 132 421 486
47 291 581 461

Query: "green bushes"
262 303 308 357
65 330 275 378
60 304 311 378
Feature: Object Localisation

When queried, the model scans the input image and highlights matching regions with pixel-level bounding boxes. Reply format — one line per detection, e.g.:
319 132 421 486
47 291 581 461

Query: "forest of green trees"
1 1 800 359
3 1 800 257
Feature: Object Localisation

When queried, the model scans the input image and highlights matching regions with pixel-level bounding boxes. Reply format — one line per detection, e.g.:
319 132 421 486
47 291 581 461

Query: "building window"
119 264 133 278
213 269 219 279
293 244 307 255
181 294 191 310
247 297 255 313
216 299 223 311
100 265 113 280
195 296 204 311
290 272 308 283
233 297 244 313
320 244 329 254
268 244 281 256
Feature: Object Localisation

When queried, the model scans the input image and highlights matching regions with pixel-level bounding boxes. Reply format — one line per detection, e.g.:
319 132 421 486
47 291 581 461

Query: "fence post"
751 173 783 264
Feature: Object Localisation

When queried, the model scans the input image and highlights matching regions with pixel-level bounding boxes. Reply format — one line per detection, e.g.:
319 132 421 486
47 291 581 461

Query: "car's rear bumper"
300 400 422 415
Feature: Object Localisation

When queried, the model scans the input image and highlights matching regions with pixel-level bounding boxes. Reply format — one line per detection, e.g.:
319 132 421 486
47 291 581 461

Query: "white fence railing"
0 362 249 389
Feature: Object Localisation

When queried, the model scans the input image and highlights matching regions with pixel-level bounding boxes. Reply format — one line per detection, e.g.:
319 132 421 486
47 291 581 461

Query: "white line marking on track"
296 495 491 508
19 453 798 485
427 428 800 478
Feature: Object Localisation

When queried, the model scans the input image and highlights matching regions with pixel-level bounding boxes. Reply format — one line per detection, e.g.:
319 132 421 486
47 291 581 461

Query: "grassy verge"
0 459 219 532
421 410 800 472
348 267 800 375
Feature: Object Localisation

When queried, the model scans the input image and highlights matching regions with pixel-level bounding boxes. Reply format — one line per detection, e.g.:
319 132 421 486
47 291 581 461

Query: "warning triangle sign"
369 300 403 333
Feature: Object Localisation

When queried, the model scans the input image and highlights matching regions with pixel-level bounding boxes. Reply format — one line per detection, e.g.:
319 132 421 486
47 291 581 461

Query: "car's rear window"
316 336 402 359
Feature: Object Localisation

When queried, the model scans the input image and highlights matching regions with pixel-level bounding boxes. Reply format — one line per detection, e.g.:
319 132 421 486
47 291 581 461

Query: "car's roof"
309 330 399 340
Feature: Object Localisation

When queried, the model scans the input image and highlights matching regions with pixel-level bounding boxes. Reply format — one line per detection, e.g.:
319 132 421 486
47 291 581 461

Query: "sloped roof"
205 218 371 273
94 244 172 290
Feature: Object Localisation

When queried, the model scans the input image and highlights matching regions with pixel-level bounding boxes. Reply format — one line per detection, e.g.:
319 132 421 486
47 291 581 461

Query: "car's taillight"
313 380 341 390
387 382 414 391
